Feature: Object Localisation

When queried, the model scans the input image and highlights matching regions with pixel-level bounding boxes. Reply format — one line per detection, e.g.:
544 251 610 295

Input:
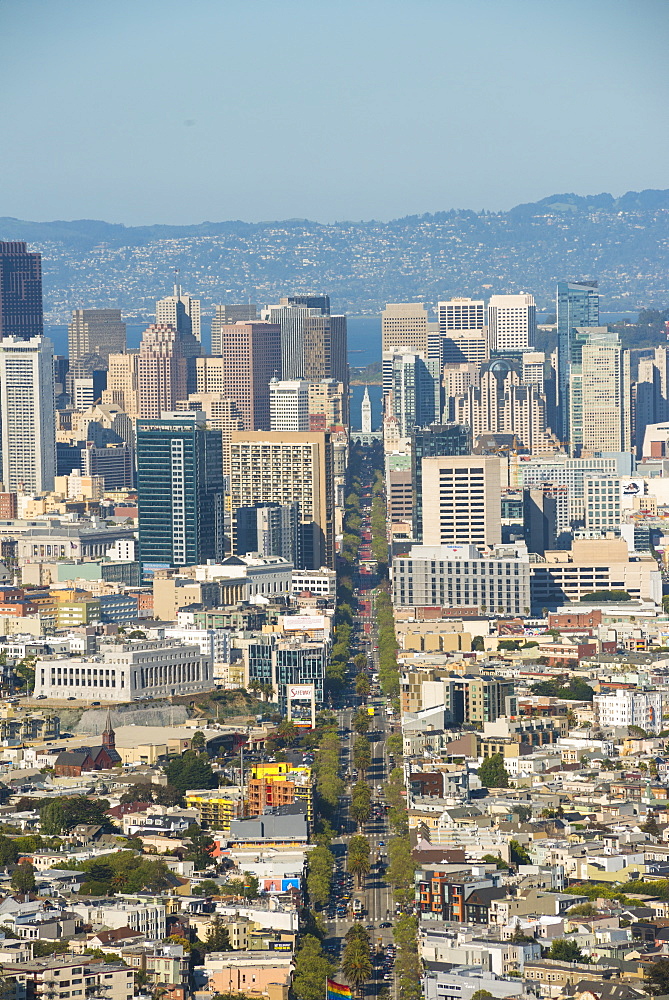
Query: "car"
67 696 76 700
379 841 385 846
35 694 47 700
379 921 391 928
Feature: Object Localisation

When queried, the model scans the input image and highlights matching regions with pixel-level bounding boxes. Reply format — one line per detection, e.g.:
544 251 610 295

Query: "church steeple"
102 709 115 749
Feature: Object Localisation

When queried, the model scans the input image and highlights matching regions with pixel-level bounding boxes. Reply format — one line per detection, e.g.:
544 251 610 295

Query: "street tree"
347 835 371 887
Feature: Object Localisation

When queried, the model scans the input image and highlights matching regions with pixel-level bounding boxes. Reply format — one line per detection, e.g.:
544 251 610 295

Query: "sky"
1 0 668 226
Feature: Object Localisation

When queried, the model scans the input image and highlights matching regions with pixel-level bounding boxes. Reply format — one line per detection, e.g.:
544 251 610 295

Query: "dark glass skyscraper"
0 242 43 340
136 411 224 570
411 423 473 541
556 280 599 441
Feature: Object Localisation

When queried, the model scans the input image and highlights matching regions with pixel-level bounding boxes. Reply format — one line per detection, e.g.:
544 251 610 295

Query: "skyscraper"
381 302 429 355
234 502 301 564
137 324 188 419
212 322 282 430
269 379 310 432
411 423 472 542
556 280 599 442
156 284 201 348
435 298 488 366
0 242 43 341
260 298 328 380
0 336 55 491
581 330 631 454
68 309 126 363
229 431 334 569
421 455 502 548
383 348 441 437
136 411 224 569
211 304 258 354
487 293 536 352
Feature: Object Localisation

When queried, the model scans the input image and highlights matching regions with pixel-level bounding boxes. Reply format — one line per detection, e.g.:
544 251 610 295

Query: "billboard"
288 684 315 700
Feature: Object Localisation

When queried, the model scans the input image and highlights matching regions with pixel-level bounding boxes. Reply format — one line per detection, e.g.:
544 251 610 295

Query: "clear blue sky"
2 0 667 225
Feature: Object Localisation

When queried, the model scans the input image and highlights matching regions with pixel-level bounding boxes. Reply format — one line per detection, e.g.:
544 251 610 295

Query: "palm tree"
261 682 275 702
342 935 372 997
347 835 371 888
248 679 262 698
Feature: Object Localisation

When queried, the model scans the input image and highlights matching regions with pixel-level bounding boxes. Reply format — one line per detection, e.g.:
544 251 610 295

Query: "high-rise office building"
556 280 599 442
137 324 188 419
261 297 328 380
0 336 55 492
211 304 258 355
487 293 536 352
382 302 429 354
136 411 224 568
422 455 502 548
0 242 43 341
581 330 631 454
308 380 346 431
156 284 201 348
383 348 441 437
411 423 472 542
103 351 139 417
438 298 485 333
287 294 330 313
68 309 126 363
211 322 281 430
229 431 334 569
452 361 551 453
177 393 244 476
269 379 310 432
234 502 301 564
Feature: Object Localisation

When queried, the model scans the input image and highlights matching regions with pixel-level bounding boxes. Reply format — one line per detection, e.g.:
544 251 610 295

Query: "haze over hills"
2 189 668 322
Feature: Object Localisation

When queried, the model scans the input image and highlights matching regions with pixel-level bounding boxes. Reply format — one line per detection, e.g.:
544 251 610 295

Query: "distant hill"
2 188 668 321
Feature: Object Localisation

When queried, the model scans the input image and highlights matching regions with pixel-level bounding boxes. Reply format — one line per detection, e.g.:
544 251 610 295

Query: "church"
53 711 122 777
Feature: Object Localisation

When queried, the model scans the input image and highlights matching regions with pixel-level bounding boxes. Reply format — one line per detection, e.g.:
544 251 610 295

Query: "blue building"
136 411 224 571
556 280 600 443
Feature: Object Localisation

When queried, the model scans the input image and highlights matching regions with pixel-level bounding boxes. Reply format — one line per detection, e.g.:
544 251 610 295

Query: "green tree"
352 736 372 775
386 733 403 757
477 754 509 789
306 843 335 910
643 815 661 837
191 731 207 752
509 840 531 865
203 915 232 952
386 834 416 906
568 902 599 917
193 879 221 897
292 935 336 1000
164 750 217 795
342 931 372 992
350 782 372 830
355 672 370 701
548 938 588 963
39 797 112 835
347 834 371 888
352 710 369 735
393 915 421 1000
471 992 494 1000
11 860 36 894
184 823 215 870
644 957 669 995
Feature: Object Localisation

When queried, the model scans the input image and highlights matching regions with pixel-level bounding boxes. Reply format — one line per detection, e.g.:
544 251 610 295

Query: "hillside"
2 189 668 320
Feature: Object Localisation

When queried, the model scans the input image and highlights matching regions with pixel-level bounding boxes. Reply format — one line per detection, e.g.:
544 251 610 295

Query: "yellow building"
186 787 245 832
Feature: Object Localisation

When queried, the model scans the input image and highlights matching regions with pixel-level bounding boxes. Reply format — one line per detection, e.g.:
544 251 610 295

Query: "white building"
487 293 536 351
71 899 166 939
164 627 229 680
33 638 213 702
593 688 663 734
269 379 310 432
291 567 337 597
392 542 531 616
0 336 56 492
191 554 293 599
422 455 502 548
